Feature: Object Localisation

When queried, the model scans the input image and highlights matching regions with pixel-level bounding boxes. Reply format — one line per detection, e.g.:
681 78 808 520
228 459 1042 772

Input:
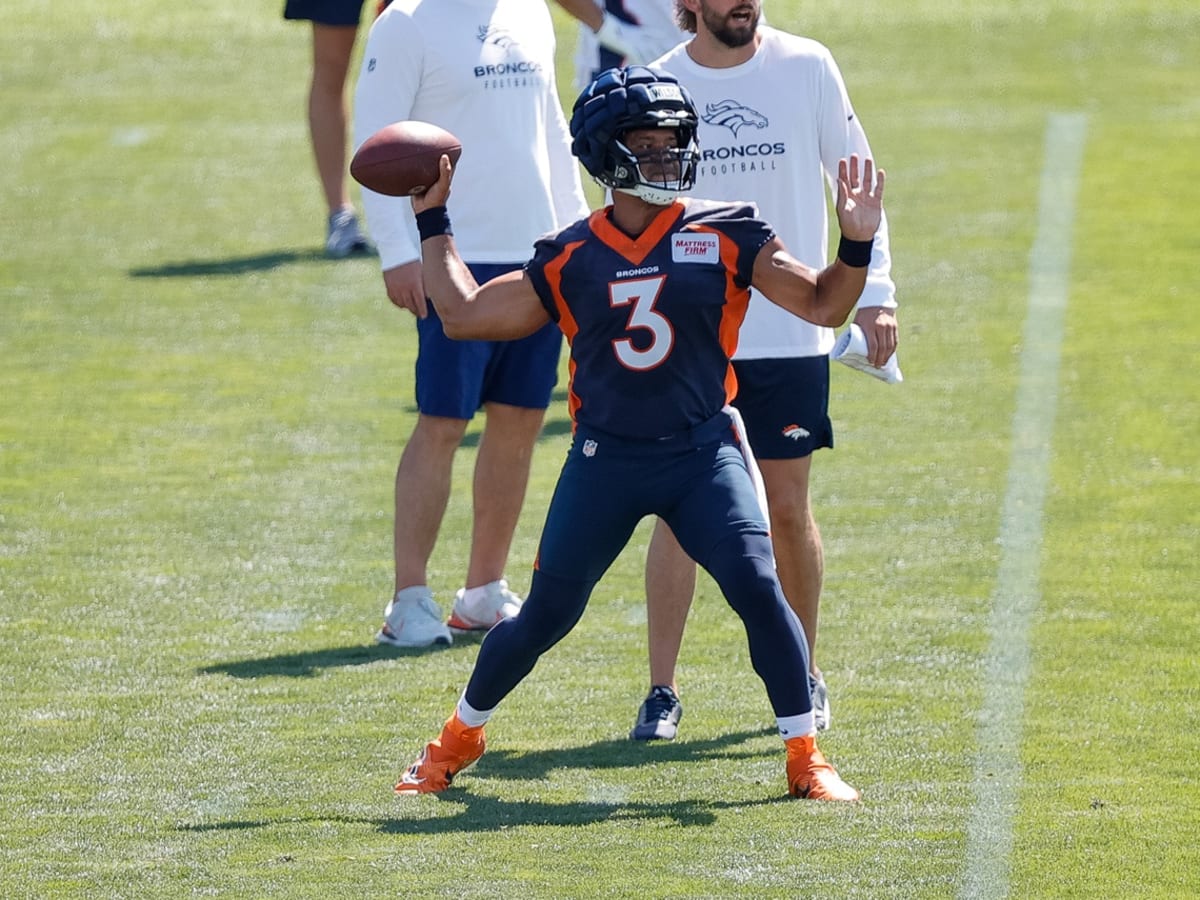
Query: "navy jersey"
525 199 774 440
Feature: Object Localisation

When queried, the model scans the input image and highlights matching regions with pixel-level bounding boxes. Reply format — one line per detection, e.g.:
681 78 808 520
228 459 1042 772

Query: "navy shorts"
283 0 366 26
414 262 562 420
731 356 833 459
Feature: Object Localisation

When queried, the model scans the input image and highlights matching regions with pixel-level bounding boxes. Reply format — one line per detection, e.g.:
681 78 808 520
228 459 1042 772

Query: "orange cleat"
395 714 486 795
785 734 860 802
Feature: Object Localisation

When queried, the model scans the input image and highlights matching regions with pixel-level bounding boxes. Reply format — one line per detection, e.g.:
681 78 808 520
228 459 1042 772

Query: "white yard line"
960 112 1088 900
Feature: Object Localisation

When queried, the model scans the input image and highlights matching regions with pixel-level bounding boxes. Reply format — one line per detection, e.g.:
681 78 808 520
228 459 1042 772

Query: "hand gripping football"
351 121 463 197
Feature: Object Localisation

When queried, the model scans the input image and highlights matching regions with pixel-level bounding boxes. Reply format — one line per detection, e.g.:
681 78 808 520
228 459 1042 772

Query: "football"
350 121 463 197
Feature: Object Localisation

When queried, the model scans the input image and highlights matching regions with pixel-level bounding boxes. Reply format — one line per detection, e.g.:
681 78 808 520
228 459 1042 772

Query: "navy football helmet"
570 66 700 205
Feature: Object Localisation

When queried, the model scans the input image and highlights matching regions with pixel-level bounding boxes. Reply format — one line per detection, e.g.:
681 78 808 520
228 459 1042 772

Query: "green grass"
3 0 1198 896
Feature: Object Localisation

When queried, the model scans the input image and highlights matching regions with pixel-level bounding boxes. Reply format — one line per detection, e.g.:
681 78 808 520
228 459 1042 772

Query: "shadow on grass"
128 247 370 277
177 729 782 833
472 727 777 782
378 791 783 831
197 641 459 678
179 793 779 833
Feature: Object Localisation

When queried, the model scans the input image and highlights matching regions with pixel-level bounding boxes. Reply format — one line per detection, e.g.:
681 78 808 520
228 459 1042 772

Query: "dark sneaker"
629 685 682 741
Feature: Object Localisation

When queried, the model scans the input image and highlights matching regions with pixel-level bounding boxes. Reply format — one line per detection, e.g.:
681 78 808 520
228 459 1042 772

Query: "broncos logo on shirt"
477 25 519 52
702 100 769 138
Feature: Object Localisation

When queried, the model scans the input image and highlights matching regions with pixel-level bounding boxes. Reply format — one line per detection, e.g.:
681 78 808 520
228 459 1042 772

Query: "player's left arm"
412 155 551 341
817 49 898 367
754 156 885 328
844 110 898 367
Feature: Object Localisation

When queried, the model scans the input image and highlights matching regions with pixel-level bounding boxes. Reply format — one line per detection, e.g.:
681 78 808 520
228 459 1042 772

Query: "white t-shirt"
654 27 896 359
355 0 588 270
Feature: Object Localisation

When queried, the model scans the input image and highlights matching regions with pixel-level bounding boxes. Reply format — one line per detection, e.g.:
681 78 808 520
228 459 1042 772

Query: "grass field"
2 0 1198 896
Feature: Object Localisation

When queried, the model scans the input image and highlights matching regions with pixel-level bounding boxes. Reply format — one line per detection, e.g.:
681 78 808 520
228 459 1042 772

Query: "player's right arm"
412 156 551 341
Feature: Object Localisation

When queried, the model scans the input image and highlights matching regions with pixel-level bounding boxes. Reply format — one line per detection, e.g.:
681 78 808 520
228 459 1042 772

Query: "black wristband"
837 236 873 268
416 206 453 242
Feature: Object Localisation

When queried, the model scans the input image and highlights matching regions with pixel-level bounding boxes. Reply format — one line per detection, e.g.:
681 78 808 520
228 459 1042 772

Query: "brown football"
351 121 463 197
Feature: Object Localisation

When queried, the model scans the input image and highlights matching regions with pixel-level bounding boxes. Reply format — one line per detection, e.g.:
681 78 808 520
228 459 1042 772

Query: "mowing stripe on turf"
960 112 1088 900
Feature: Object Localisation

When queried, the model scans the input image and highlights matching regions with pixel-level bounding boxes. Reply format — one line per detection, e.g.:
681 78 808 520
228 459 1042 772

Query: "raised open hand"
835 155 885 242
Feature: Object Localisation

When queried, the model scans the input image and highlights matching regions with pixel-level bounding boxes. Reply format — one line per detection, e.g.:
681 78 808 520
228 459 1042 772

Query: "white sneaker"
446 579 523 633
325 206 371 259
375 586 452 647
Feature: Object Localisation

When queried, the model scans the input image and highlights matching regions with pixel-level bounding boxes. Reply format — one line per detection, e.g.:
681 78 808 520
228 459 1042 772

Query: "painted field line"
960 112 1088 900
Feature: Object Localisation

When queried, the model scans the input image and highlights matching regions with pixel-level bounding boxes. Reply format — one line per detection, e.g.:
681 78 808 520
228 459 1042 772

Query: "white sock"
777 713 815 740
461 579 505 607
394 585 429 602
456 693 494 728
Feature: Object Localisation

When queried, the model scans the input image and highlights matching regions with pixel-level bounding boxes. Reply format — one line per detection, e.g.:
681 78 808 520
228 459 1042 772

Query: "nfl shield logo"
582 439 598 457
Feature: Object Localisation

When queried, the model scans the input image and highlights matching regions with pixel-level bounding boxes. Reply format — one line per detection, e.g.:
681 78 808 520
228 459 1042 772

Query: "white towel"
832 323 904 384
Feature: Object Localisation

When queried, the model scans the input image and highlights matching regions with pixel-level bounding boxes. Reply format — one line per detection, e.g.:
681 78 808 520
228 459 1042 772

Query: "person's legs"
731 356 834 727
628 521 692 740
757 454 821 674
665 445 857 802
447 281 561 629
309 21 371 257
375 412 468 648
465 402 547 588
664 444 808 717
397 434 646 794
443 401 545 632
307 23 357 215
392 413 470 592
395 568 596 795
377 306 487 646
639 474 826 735
643 519 694 691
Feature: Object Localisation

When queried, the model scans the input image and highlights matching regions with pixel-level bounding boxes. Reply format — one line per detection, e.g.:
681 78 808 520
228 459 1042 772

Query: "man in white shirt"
628 0 898 739
354 0 589 647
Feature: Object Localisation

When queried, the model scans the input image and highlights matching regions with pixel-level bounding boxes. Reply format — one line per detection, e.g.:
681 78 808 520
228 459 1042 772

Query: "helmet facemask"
610 116 699 205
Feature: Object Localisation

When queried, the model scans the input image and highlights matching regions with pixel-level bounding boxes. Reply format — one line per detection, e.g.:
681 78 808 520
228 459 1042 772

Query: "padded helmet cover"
570 66 700 199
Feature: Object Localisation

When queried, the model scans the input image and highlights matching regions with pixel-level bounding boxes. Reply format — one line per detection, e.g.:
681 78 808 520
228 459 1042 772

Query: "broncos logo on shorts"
702 100 769 138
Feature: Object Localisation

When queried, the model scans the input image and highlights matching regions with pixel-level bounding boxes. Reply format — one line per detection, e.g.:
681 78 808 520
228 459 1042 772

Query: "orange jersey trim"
588 202 686 266
541 238 587 429
684 222 752 405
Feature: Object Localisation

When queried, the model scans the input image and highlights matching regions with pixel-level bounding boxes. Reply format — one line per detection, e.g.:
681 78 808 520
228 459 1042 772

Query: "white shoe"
446 579 523 633
375 586 452 647
325 206 371 259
